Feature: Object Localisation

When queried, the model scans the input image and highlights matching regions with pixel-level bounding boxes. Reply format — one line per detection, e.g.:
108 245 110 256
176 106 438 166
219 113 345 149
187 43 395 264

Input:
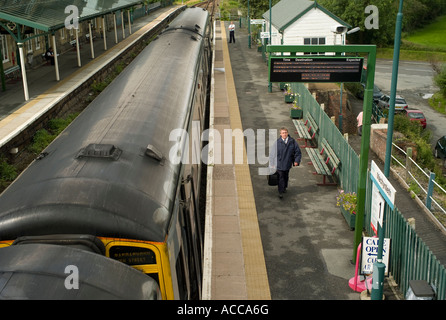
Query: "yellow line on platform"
220 21 271 300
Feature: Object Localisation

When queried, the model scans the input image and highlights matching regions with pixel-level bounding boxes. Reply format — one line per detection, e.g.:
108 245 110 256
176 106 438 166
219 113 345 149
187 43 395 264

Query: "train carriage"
0 7 211 300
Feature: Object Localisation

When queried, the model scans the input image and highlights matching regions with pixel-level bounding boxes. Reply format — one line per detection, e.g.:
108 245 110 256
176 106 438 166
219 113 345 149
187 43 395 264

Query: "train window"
109 245 156 265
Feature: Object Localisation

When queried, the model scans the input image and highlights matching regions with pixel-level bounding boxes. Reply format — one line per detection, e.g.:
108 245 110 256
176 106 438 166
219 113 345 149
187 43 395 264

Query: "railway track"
192 0 219 19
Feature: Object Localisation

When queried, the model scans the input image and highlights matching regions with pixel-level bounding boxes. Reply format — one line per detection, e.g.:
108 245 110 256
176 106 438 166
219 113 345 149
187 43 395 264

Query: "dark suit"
269 135 302 194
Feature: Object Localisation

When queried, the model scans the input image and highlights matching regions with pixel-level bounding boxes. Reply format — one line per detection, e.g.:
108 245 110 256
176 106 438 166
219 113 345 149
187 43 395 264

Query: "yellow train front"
0 7 211 300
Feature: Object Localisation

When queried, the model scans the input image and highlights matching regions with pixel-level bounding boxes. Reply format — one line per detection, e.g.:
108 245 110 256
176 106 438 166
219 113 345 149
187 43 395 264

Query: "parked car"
356 84 383 102
403 109 426 129
373 85 384 103
434 135 446 159
377 94 408 111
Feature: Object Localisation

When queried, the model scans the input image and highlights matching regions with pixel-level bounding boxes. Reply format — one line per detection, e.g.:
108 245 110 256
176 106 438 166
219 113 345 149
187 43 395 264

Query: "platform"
202 20 271 300
0 5 184 150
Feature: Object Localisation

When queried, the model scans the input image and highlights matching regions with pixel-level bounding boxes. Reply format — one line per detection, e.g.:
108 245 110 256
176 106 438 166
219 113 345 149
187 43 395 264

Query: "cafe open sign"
269 57 364 83
361 236 391 275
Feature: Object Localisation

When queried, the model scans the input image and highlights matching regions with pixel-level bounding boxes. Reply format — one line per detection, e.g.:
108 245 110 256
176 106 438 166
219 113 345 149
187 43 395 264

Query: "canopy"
0 0 144 32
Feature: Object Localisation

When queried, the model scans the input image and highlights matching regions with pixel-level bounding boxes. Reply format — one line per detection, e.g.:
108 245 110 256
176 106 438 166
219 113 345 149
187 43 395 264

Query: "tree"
318 0 397 46
238 0 281 19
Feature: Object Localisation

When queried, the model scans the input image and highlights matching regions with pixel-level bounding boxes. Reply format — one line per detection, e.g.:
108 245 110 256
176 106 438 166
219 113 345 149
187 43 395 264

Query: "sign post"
361 237 390 275
369 160 396 300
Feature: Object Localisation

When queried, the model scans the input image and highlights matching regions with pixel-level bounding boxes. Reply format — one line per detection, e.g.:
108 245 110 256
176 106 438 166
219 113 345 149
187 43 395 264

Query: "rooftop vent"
76 144 122 160
145 144 165 165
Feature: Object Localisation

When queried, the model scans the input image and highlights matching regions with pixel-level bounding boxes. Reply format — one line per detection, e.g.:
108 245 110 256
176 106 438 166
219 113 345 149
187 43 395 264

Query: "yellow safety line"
220 21 271 300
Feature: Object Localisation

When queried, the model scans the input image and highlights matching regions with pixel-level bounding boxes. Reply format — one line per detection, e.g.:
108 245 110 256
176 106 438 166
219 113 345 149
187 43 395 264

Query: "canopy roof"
0 0 144 32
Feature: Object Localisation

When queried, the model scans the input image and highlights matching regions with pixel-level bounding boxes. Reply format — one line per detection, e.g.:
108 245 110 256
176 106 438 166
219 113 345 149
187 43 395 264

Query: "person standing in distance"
269 127 302 198
228 21 235 43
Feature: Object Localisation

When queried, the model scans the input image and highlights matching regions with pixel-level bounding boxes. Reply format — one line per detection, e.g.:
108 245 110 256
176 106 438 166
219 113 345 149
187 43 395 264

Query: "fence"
391 143 446 232
290 83 359 194
364 178 446 300
288 82 446 299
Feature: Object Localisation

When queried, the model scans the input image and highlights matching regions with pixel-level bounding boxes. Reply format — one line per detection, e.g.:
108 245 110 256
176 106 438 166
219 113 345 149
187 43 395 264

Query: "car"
404 109 426 129
434 135 446 159
357 84 383 102
377 94 408 111
373 85 384 103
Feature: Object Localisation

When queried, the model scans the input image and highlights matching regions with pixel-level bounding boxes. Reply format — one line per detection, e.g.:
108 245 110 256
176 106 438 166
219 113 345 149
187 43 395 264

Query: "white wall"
265 7 349 55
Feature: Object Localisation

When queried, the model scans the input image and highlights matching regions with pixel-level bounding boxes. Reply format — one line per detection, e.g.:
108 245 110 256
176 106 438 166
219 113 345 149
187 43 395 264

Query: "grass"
28 113 79 154
404 16 446 51
377 15 446 62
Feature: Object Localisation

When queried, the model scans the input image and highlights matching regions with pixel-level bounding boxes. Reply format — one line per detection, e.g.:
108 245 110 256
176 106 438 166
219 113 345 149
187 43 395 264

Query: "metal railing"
289 82 446 299
391 143 446 232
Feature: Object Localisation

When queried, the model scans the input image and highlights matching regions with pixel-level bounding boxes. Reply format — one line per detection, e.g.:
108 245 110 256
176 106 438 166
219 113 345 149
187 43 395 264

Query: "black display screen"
109 246 156 265
269 57 364 83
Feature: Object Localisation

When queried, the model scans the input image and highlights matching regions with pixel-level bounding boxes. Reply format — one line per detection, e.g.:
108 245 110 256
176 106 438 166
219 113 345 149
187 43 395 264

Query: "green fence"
289 82 446 299
364 177 446 300
290 83 359 194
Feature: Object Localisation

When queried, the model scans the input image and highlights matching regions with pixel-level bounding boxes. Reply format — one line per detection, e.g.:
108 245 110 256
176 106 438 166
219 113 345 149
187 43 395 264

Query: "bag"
267 172 279 186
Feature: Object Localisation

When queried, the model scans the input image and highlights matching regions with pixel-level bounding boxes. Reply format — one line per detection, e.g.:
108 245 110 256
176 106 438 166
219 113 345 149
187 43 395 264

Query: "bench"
85 34 96 42
70 39 82 51
306 138 341 186
293 113 319 148
4 65 21 81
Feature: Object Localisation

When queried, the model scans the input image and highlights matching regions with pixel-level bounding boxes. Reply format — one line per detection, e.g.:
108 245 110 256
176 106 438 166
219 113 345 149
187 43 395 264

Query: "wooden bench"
293 113 319 148
306 138 341 186
5 65 20 78
4 65 21 80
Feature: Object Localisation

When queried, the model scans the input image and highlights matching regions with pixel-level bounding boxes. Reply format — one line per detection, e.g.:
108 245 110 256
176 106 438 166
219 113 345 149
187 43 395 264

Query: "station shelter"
0 0 170 100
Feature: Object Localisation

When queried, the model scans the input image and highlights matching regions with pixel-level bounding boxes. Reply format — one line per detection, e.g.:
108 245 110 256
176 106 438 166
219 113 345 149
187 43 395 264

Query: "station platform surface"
0 5 183 149
207 20 405 300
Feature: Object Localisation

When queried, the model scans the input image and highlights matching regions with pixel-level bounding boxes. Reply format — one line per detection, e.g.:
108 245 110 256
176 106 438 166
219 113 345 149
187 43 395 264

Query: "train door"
179 181 202 299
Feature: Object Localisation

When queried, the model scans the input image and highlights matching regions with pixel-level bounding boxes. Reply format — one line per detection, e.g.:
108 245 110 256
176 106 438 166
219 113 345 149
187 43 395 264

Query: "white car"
377 94 408 111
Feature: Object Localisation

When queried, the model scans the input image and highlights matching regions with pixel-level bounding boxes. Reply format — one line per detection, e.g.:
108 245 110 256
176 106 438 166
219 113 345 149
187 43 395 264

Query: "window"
34 29 41 50
1 35 9 63
304 37 326 55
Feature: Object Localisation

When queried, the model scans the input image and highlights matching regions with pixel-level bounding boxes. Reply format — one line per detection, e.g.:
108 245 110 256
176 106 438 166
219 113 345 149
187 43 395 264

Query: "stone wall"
370 124 388 162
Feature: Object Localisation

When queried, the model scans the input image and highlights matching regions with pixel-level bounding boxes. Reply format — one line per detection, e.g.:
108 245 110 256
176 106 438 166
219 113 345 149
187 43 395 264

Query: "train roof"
0 243 160 299
0 8 209 242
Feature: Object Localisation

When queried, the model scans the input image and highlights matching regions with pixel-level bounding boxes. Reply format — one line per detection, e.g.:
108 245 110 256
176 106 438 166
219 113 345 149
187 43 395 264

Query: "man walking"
228 21 235 43
269 127 302 198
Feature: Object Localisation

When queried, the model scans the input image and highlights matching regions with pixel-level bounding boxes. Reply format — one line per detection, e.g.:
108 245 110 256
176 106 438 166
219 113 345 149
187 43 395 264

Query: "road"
374 59 445 143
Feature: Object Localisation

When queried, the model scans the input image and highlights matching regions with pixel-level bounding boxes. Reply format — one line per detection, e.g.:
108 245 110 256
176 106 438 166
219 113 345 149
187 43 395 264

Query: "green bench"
4 65 21 80
292 113 319 148
306 138 340 186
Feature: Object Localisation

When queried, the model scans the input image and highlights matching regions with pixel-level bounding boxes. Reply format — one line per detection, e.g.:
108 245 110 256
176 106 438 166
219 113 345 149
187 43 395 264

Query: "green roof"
263 0 351 32
0 0 144 32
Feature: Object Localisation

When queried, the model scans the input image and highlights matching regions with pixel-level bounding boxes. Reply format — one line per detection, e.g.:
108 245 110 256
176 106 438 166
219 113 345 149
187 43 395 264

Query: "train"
0 7 212 300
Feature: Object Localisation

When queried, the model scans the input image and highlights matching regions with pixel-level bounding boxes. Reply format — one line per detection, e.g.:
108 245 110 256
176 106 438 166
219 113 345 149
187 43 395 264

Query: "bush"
434 64 446 97
394 114 446 188
0 158 17 182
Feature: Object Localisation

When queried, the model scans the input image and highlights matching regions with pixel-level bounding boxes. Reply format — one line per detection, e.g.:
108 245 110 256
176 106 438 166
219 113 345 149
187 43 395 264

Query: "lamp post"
268 0 272 93
248 0 251 49
371 0 404 301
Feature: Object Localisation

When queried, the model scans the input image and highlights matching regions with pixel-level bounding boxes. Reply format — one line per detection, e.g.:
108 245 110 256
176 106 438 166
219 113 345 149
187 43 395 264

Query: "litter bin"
405 280 435 300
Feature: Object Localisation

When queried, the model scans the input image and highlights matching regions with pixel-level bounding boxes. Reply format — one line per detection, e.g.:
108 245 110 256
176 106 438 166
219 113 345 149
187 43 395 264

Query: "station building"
262 0 352 49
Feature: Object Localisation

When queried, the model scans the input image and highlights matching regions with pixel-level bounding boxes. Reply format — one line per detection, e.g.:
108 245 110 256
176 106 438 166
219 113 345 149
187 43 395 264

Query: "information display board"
269 56 364 83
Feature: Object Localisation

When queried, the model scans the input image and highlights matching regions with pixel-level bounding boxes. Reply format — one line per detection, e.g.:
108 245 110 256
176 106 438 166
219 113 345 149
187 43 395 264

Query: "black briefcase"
267 172 279 186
